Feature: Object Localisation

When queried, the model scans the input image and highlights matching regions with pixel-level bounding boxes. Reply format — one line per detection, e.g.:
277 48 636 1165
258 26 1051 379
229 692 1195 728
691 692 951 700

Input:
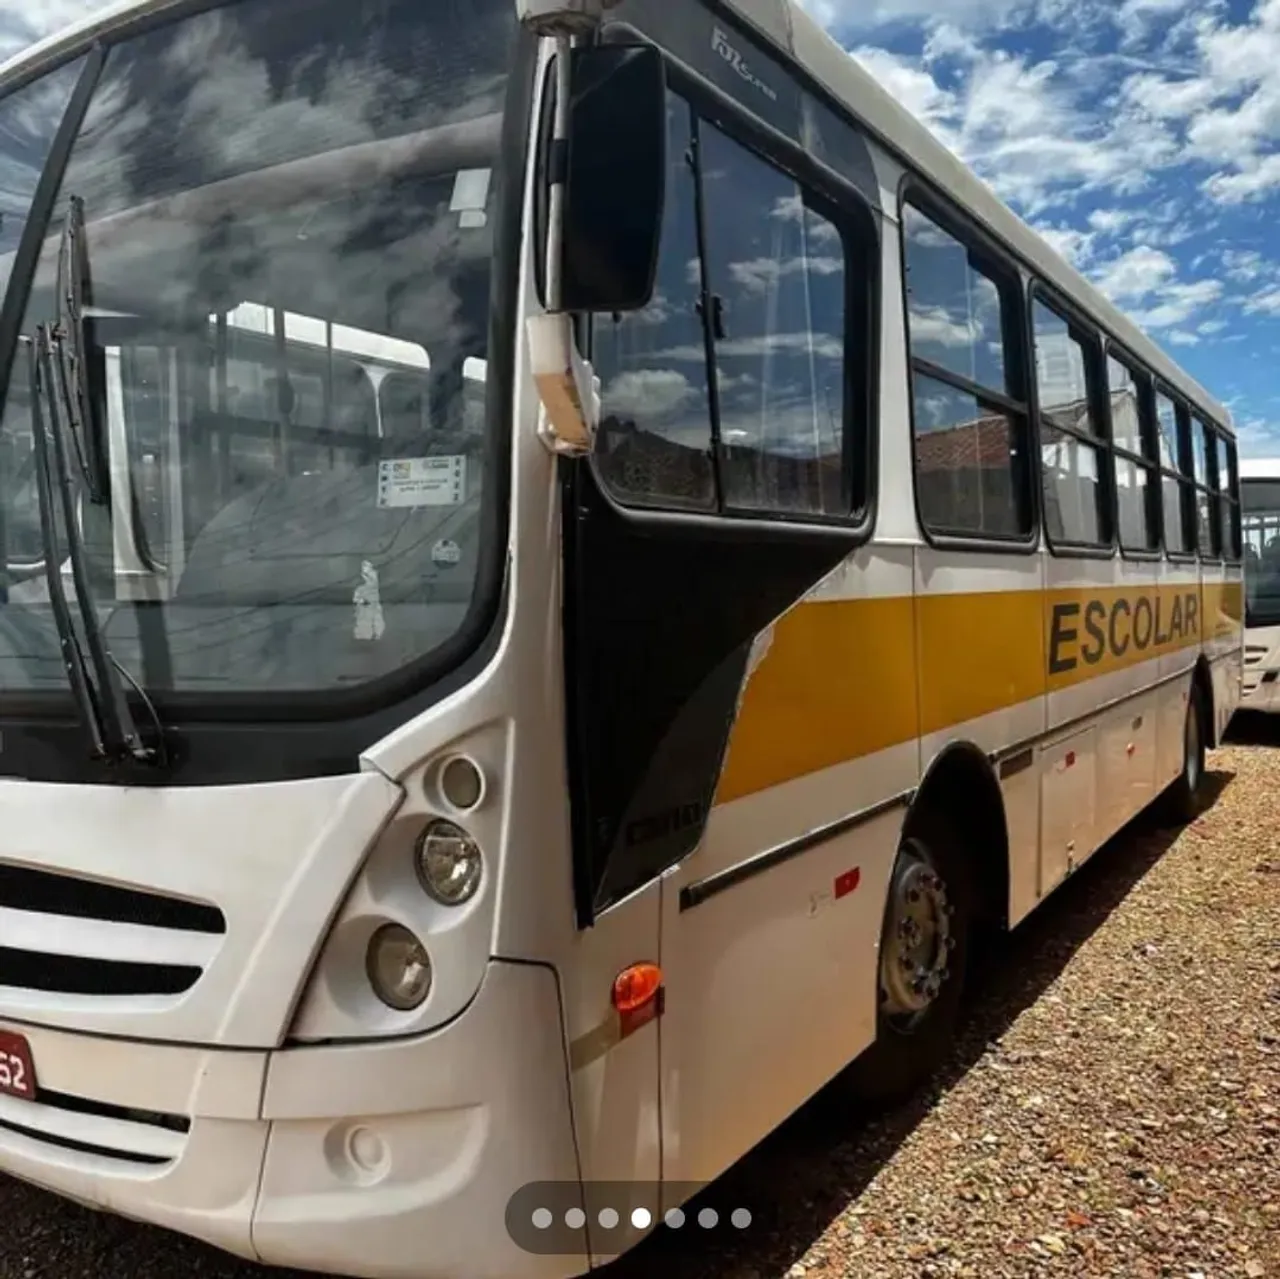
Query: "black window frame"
1027 281 1114 557
582 47 882 539
898 179 1037 552
1102 341 1162 561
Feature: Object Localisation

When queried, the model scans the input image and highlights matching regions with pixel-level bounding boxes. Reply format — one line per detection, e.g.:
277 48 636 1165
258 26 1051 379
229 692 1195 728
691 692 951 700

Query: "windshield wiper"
23 333 106 757
55 194 108 505
28 323 153 764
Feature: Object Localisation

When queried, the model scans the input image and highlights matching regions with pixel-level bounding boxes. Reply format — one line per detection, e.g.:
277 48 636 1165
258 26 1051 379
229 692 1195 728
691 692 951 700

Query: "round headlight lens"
366 924 432 1011
416 819 483 905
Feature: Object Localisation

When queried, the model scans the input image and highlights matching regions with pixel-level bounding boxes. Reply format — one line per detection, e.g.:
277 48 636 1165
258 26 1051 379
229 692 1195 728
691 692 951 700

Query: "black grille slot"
34 1087 190 1135
0 865 224 934
0 948 200 996
0 1113 171 1166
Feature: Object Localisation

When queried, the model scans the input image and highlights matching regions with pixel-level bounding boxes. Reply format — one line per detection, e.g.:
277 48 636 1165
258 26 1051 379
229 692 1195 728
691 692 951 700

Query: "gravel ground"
0 724 1277 1279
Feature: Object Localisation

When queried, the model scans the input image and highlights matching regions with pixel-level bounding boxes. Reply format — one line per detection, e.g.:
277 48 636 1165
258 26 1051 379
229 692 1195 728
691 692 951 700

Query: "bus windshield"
0 0 515 700
1243 477 1280 628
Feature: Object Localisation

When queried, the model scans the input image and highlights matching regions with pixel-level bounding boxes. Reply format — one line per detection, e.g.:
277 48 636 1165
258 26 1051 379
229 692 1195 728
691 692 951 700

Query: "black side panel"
562 462 852 922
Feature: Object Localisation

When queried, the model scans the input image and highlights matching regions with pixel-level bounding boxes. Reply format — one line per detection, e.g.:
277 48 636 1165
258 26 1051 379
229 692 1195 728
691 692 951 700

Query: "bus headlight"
366 924 432 1010
415 819 483 905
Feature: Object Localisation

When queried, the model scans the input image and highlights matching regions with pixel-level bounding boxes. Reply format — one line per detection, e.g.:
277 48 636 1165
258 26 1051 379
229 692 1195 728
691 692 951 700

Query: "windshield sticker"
377 456 467 508
431 538 462 566
353 561 386 642
451 168 491 230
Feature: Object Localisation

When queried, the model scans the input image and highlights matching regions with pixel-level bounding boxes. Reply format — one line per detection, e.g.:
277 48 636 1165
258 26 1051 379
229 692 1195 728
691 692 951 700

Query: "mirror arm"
528 34 600 458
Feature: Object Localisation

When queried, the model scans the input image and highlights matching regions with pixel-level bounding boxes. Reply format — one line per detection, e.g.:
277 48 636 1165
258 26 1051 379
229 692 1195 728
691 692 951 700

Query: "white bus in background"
0 1 1242 1278
1240 456 1280 710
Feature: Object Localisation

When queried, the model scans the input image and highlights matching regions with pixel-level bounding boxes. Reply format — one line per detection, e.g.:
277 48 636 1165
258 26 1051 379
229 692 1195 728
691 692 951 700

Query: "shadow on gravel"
1223 709 1280 749
0 775 1237 1279
602 768 1237 1279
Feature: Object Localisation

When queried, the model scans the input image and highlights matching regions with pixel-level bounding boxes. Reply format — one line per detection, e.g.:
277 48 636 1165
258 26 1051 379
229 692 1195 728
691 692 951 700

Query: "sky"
5 0 1280 456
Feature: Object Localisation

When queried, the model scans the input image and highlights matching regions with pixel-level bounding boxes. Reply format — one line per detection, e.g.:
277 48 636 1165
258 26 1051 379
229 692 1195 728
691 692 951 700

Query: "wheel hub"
880 840 954 1023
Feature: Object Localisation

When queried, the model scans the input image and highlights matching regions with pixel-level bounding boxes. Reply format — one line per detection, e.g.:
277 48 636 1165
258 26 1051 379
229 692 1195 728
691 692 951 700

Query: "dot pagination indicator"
527 1203 753 1231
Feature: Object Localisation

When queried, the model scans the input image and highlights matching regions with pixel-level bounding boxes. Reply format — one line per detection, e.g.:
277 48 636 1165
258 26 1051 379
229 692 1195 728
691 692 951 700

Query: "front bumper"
0 961 584 1279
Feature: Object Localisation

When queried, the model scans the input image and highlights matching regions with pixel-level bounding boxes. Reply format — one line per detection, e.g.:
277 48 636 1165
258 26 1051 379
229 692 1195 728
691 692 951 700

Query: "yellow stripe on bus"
715 579 1243 806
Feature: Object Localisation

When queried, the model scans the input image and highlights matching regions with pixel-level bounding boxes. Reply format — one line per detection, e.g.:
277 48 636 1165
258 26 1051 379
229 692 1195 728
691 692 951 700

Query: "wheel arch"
904 740 1011 935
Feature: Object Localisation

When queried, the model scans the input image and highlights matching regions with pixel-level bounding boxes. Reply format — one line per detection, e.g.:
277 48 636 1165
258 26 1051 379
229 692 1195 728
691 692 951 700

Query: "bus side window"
592 94 716 513
1032 299 1108 548
1107 353 1160 554
697 121 851 518
1191 415 1216 557
591 92 863 523
1155 391 1193 556
902 200 1031 541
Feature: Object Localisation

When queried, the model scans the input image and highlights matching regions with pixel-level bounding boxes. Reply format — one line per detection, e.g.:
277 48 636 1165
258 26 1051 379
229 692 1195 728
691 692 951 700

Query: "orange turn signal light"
612 962 662 1013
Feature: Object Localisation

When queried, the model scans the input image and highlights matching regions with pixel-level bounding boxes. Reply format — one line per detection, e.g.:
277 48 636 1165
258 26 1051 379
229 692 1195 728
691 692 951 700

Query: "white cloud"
1088 208 1135 234
1244 285 1280 316
1033 223 1096 267
1093 246 1177 300
851 39 1182 217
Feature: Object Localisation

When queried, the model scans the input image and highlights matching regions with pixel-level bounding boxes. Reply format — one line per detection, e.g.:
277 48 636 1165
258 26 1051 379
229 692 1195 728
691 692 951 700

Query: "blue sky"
6 0 1280 455
801 0 1280 457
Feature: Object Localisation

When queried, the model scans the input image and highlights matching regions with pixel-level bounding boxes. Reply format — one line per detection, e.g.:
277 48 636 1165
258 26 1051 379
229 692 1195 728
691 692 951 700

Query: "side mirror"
528 39 665 457
559 42 666 315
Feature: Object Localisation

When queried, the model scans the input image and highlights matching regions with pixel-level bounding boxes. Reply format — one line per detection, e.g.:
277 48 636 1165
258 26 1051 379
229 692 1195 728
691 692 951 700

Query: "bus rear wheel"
1161 681 1208 824
843 808 975 1107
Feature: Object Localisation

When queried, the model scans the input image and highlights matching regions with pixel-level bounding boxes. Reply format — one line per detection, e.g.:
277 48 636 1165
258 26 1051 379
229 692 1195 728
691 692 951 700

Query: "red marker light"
834 868 861 899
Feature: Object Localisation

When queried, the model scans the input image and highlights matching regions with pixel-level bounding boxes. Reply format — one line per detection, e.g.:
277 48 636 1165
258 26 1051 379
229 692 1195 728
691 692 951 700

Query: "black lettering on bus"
1170 593 1184 641
1185 592 1199 638
1082 600 1107 665
1049 603 1080 675
1133 596 1154 650
1154 594 1170 647
1109 599 1131 657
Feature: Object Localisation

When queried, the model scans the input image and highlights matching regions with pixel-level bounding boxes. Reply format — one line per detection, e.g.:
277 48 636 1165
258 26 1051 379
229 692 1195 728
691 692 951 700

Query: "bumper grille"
0 1085 188 1166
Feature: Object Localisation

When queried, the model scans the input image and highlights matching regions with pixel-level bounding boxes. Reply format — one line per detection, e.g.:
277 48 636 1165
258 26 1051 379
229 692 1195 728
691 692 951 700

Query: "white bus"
0 1 1244 1277
1241 457 1280 710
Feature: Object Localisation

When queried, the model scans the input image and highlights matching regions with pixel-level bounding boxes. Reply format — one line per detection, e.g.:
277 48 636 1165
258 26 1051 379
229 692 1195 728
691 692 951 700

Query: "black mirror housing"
559 42 666 315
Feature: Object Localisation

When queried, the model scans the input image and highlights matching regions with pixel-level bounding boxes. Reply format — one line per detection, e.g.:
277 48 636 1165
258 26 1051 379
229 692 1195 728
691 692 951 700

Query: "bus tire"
1161 680 1208 825
842 806 975 1108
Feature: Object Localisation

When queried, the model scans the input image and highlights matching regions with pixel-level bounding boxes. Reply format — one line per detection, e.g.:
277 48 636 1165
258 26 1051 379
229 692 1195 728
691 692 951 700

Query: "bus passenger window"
698 123 849 517
1192 416 1216 557
1033 301 1107 547
1107 356 1159 553
1217 433 1239 559
593 96 716 513
1155 392 1192 555
903 202 1030 539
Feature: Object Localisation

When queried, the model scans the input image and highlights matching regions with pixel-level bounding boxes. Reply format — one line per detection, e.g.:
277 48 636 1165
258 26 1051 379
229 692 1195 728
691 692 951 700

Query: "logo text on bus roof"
711 27 778 102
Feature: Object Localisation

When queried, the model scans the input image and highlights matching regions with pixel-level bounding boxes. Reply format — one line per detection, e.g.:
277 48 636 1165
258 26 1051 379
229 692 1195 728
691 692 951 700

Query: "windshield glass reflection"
0 0 515 697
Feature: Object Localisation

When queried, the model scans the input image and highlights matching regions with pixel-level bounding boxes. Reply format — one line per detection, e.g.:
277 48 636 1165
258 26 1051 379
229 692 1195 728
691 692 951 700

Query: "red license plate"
0 1031 36 1100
